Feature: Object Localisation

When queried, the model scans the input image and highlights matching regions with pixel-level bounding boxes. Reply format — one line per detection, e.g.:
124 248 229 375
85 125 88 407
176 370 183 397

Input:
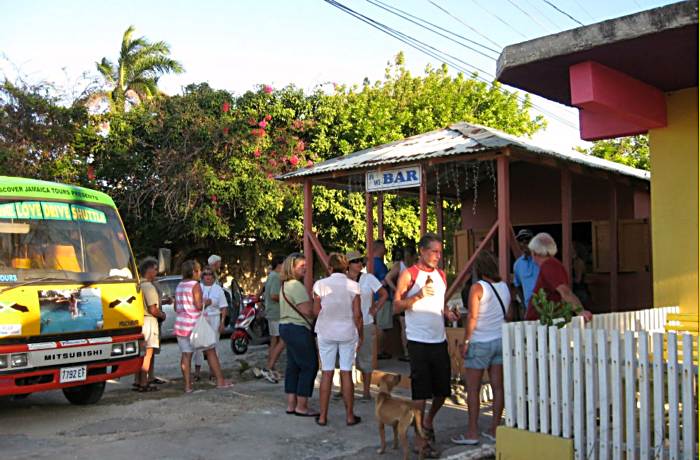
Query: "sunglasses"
349 259 364 264
202 272 214 276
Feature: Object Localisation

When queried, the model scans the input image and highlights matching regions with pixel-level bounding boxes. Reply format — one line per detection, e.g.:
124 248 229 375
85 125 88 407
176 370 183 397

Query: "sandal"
450 434 479 445
133 384 159 393
315 416 327 426
420 445 441 459
193 375 201 382
294 410 320 417
150 377 168 385
216 381 234 389
346 415 362 426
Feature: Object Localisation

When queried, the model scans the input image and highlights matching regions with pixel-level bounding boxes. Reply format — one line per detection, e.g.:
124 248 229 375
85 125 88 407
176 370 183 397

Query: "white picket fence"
502 307 698 460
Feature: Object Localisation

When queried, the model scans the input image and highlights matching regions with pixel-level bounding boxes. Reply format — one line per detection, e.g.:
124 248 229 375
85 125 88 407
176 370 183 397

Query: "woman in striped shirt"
174 260 232 393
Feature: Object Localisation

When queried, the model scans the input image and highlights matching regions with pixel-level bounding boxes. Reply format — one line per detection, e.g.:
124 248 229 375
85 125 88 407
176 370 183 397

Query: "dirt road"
0 340 495 459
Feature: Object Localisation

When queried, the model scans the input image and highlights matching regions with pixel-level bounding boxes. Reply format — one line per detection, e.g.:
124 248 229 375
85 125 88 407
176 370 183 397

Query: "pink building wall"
458 161 651 312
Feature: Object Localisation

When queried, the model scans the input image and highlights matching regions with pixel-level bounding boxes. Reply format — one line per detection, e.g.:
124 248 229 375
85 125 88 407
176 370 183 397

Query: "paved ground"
0 339 497 460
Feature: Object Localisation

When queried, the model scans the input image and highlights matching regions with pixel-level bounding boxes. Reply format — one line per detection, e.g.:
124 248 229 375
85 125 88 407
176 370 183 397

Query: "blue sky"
0 0 678 150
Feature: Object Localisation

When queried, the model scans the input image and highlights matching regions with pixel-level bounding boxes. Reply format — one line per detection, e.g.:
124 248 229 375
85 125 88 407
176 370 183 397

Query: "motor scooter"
230 294 269 354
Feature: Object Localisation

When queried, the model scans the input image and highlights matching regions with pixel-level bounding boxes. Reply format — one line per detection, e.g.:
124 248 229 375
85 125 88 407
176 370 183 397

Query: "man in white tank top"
394 234 458 454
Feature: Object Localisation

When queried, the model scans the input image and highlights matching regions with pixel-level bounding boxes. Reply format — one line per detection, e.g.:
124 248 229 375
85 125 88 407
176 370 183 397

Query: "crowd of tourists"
134 230 591 456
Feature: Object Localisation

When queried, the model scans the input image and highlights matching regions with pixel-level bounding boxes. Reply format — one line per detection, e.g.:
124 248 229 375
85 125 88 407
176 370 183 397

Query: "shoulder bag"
281 281 316 333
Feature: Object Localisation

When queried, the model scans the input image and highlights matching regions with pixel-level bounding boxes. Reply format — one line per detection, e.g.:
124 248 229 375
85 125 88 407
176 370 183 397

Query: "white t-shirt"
471 280 510 343
313 273 360 342
358 273 383 325
200 282 228 317
404 265 447 343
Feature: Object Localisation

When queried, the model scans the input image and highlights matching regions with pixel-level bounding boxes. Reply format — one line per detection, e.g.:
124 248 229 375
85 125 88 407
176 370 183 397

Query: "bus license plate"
60 366 87 383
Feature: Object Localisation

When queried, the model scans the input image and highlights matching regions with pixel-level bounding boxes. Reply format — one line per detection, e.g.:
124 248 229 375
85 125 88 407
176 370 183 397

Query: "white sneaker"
261 368 278 384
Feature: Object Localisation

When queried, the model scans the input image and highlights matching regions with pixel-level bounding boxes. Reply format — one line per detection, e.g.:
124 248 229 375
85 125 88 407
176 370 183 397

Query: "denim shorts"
464 338 502 369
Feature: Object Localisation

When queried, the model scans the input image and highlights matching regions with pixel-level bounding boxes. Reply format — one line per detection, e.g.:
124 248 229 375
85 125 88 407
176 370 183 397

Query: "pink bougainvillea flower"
289 155 299 166
269 159 277 167
258 120 268 129
263 85 273 94
223 127 229 135
267 173 274 179
306 160 314 167
293 119 304 130
295 140 305 152
251 128 265 137
87 165 96 181
222 102 230 113
253 149 261 158
211 195 218 203
248 118 257 126
265 114 272 121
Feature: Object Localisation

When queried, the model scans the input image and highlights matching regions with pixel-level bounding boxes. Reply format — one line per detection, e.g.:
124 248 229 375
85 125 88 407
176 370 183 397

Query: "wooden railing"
502 307 697 460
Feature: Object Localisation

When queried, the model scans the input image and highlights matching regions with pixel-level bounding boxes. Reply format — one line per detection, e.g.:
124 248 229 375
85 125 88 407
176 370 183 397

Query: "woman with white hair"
524 233 592 322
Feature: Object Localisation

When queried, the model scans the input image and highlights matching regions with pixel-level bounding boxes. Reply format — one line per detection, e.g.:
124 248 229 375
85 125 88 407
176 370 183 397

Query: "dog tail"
413 409 427 440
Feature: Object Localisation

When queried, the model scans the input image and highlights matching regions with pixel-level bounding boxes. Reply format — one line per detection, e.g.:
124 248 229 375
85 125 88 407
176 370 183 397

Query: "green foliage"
0 51 545 261
531 288 582 328
577 134 649 171
0 80 97 184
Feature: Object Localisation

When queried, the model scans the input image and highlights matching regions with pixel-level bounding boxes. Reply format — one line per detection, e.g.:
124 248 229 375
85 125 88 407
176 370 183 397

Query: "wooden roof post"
419 166 428 236
609 179 619 311
497 156 510 281
303 179 314 293
366 192 374 275
561 168 573 282
436 196 444 269
377 192 384 240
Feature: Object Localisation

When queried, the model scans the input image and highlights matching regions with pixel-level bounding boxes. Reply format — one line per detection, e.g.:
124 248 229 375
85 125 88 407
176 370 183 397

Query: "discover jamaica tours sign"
366 165 422 193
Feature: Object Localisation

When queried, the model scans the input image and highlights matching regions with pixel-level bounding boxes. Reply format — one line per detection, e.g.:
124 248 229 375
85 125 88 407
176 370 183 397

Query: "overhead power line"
366 0 499 60
505 0 554 34
426 0 503 49
520 0 565 30
570 0 596 21
468 0 528 39
540 0 585 27
323 0 580 130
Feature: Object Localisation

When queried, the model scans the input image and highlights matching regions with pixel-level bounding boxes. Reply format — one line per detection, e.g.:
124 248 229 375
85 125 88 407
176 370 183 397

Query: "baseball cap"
515 229 534 241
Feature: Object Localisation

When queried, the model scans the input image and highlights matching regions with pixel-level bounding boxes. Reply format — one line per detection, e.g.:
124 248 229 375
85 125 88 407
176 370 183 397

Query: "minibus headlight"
0 354 8 369
125 342 137 354
10 353 27 368
111 344 124 356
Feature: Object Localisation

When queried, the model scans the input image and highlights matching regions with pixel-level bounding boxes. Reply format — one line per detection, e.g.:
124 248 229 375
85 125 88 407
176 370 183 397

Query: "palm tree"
95 25 184 111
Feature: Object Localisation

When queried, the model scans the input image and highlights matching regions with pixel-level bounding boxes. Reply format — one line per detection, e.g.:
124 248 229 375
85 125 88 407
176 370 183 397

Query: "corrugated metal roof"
276 122 650 182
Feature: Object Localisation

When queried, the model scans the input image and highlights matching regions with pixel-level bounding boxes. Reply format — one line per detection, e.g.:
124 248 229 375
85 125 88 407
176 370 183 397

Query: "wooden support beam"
377 192 384 240
445 220 499 301
561 168 572 282
305 231 330 270
609 180 619 311
497 156 510 282
303 180 314 294
436 196 444 269
366 192 374 275
419 172 428 235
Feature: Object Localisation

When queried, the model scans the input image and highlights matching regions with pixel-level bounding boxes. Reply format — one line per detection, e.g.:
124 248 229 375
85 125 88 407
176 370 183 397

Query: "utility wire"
426 0 503 49
540 0 585 27
521 0 564 30
505 0 554 34
324 0 580 130
570 0 596 22
366 0 499 60
468 0 528 39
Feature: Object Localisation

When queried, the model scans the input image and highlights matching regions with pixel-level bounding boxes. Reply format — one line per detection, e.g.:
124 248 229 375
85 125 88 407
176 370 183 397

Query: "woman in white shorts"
312 253 362 427
193 265 229 381
346 250 387 400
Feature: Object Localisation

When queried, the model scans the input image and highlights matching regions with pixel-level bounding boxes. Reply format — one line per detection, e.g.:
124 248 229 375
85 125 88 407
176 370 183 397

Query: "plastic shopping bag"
190 315 216 349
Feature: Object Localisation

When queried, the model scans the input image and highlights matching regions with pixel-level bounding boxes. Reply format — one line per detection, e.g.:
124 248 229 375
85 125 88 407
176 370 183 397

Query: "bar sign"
366 165 421 192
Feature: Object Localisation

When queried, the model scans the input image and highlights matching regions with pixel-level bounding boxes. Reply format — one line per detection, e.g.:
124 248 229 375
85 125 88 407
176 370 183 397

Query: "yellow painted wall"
496 426 574 460
649 87 699 318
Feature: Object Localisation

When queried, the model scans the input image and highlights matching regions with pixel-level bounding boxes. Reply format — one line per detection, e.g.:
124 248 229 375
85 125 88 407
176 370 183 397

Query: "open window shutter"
618 219 650 272
592 220 610 272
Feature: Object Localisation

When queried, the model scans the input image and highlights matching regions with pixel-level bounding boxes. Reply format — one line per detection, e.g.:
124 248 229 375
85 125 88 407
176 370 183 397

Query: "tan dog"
375 373 426 460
